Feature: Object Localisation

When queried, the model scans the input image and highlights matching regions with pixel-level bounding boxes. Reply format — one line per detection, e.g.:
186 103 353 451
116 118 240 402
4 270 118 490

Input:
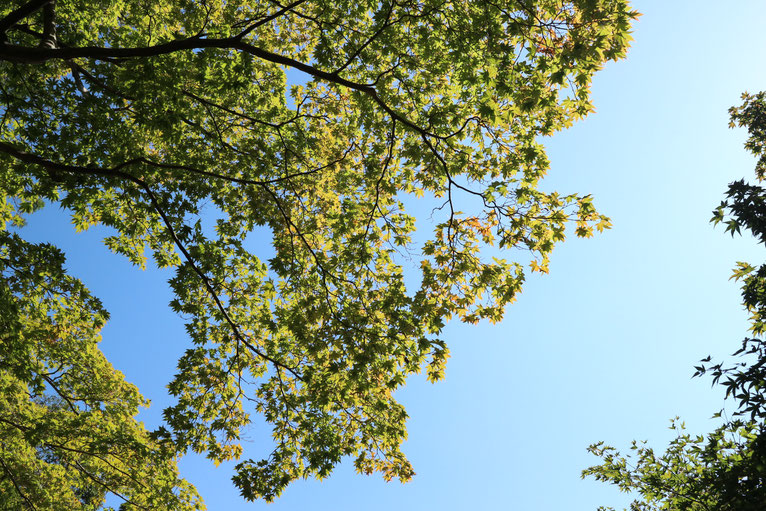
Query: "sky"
15 1 766 509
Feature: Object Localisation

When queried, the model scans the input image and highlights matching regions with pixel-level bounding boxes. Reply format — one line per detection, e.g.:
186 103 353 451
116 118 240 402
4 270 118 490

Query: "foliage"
0 0 637 506
0 231 203 510
584 420 766 511
583 92 766 510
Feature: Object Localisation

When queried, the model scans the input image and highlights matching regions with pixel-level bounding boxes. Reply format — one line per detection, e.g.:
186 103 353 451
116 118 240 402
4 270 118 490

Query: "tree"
0 231 203 509
583 93 766 510
0 0 637 507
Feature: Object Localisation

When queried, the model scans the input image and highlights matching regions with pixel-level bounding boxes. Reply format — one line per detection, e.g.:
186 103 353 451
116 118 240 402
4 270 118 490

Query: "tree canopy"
584 93 766 511
0 0 637 507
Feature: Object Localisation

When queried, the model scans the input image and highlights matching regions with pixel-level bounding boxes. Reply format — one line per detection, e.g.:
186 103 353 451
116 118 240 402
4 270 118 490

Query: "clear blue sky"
17 1 766 509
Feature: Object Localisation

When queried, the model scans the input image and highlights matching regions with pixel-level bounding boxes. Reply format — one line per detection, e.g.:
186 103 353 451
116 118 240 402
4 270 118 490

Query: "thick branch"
39 0 55 49
0 35 456 139
0 0 52 41
0 36 374 93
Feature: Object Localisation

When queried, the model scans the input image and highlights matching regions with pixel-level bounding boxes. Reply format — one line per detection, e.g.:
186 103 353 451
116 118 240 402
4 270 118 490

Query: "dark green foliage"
585 93 766 510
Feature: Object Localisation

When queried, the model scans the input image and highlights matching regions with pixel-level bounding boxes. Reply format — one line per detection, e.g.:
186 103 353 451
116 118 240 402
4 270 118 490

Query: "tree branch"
39 0 55 49
0 35 459 140
0 141 303 380
0 0 52 42
40 374 78 413
0 456 37 510
45 442 147 491
72 460 143 510
233 0 308 40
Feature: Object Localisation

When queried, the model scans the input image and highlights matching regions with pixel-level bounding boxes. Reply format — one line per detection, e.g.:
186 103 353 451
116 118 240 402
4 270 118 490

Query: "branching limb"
0 141 303 380
233 0 309 40
0 456 37 510
0 35 458 140
333 0 395 75
72 461 144 510
363 118 396 240
0 0 52 42
39 0 55 49
40 374 78 413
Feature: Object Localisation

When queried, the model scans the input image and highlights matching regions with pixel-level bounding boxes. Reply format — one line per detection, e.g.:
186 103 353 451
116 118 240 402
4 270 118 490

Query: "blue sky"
16 1 766 509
